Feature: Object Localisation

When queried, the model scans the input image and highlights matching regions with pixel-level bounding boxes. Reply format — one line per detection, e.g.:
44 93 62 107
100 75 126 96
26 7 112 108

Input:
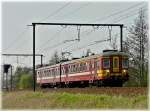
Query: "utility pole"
10 65 13 90
28 22 124 92
33 23 36 92
120 25 123 51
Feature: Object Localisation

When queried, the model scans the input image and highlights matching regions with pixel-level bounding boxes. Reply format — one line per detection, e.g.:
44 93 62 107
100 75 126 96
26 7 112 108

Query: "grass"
2 91 148 109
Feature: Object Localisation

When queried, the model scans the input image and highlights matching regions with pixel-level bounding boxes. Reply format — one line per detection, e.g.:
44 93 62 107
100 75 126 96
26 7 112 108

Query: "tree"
13 66 32 88
49 51 60 65
123 9 148 86
19 74 33 89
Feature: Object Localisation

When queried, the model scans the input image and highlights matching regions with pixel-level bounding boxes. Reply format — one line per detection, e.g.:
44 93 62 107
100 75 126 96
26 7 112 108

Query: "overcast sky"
2 1 148 67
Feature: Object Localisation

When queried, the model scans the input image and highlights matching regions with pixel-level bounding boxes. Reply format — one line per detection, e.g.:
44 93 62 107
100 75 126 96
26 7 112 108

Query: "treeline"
123 9 148 87
12 67 33 89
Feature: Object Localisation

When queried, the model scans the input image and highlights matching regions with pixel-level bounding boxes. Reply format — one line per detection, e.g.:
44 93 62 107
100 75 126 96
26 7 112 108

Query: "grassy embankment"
2 90 148 109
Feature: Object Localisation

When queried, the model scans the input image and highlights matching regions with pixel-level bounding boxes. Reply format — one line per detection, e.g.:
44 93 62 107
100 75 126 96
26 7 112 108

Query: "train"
36 50 129 88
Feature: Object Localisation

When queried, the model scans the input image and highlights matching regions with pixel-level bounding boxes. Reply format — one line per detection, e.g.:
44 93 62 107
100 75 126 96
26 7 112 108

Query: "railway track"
37 87 147 96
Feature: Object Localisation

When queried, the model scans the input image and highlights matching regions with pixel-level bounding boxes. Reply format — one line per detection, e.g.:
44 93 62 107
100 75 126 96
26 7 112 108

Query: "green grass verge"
2 91 148 109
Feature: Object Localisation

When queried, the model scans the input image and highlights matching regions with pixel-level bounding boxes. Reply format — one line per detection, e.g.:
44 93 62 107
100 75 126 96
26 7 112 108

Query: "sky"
1 1 148 68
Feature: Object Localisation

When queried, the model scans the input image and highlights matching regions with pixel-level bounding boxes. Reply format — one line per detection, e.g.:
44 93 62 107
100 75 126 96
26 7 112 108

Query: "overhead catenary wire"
36 27 65 52
63 5 147 53
59 2 91 19
61 3 146 53
3 27 29 51
39 3 147 53
92 2 146 23
67 38 111 53
36 2 90 53
39 2 72 23
112 7 148 23
6 2 145 64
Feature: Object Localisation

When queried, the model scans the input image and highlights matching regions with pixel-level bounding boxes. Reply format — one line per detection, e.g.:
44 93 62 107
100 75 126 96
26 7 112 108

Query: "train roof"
37 51 128 70
102 51 129 56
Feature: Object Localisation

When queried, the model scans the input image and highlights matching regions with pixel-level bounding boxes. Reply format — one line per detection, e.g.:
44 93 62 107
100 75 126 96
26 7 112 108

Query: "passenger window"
65 66 68 73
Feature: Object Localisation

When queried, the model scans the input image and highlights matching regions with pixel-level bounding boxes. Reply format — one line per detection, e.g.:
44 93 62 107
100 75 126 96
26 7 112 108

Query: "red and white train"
36 50 129 88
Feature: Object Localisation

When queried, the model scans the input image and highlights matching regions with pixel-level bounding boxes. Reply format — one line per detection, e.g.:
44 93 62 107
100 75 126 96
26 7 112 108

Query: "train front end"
96 50 129 86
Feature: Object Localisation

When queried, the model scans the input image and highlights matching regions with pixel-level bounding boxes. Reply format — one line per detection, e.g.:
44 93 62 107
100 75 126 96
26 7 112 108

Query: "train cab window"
122 58 128 68
103 58 110 68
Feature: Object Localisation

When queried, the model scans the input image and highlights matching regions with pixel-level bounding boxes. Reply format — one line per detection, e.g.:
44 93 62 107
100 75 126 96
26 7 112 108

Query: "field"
2 87 148 109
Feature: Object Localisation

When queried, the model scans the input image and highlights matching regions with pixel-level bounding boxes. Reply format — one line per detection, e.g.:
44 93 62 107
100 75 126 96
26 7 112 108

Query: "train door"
112 56 119 72
89 59 95 82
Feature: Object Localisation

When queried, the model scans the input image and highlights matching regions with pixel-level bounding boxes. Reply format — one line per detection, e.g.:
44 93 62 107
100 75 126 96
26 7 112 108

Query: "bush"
19 74 33 89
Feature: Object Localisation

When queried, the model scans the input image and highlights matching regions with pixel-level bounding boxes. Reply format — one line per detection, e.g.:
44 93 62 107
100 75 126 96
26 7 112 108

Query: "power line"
63 26 104 51
113 7 147 23
59 2 91 19
92 2 146 22
37 27 65 51
36 3 90 53
28 4 146 58
39 2 72 23
5 2 71 52
68 38 111 53
3 27 29 51
60 3 146 52
63 4 147 53
36 26 75 54
34 3 144 55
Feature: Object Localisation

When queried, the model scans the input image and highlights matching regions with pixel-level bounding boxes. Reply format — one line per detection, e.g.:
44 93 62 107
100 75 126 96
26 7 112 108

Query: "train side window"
61 67 63 75
49 70 51 76
56 68 58 76
96 61 100 69
65 66 68 73
83 63 86 71
103 58 110 68
55 69 57 76
72 65 74 73
44 71 45 77
80 63 83 71
86 62 88 70
68 65 70 73
46 70 47 77
37 71 39 78
73 64 76 72
50 70 52 77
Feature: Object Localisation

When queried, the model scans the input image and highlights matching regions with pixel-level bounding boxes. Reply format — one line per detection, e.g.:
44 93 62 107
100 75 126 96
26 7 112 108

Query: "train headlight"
106 70 110 73
123 70 126 73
